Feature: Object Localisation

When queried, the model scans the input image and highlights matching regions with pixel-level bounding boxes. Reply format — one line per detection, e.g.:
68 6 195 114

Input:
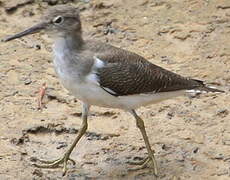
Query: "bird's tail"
187 79 225 93
196 86 225 93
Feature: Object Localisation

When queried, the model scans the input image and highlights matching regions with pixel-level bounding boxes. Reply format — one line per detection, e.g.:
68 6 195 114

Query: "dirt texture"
0 0 229 179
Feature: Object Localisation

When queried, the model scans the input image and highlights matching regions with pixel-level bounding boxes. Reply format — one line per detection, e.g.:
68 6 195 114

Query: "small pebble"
24 78 32 85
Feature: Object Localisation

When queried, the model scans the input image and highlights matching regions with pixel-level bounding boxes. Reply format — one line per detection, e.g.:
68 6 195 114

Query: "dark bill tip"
2 22 47 42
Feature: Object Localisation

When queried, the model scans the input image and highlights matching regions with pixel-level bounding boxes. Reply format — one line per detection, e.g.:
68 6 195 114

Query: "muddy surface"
0 0 229 179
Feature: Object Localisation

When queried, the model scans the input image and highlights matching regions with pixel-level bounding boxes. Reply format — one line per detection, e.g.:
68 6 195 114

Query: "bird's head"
3 5 81 42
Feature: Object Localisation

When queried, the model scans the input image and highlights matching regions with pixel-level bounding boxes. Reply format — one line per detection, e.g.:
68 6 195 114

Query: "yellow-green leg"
129 110 158 176
34 103 90 176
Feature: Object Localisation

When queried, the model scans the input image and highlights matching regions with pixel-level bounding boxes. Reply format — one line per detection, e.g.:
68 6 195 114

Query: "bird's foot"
127 156 150 170
33 153 75 176
128 153 158 177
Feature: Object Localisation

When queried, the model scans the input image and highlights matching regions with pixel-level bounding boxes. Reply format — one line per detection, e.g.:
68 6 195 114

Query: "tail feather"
191 79 225 93
196 86 225 93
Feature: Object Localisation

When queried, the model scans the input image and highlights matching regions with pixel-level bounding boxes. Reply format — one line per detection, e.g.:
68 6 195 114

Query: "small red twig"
37 82 47 110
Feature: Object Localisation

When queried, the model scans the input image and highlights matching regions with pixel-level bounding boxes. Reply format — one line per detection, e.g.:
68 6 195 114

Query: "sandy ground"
0 0 229 179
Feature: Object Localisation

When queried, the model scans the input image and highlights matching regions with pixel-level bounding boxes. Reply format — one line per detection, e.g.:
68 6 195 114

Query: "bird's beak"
2 22 47 42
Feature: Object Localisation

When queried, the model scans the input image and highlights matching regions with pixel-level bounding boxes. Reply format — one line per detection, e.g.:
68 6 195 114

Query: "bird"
3 5 224 177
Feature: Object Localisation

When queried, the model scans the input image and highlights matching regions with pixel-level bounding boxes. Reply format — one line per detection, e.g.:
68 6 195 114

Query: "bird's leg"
34 103 90 176
129 110 158 176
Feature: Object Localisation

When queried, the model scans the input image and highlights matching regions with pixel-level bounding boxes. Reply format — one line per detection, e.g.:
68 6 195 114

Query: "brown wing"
95 50 203 96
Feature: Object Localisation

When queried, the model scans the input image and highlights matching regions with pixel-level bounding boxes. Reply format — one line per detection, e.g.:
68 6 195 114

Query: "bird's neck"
53 32 84 52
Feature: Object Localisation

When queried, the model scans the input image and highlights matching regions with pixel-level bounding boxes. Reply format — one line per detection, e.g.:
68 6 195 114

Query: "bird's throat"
53 32 84 52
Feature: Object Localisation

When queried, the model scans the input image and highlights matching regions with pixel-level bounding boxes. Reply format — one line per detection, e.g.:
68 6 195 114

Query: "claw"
34 162 60 169
34 158 63 168
127 152 158 177
127 157 149 165
32 154 75 174
34 158 60 164
128 157 150 171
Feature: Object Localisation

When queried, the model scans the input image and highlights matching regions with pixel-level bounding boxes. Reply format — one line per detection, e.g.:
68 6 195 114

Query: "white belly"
61 79 186 110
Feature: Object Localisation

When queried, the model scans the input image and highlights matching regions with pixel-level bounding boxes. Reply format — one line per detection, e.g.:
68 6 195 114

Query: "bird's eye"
53 16 64 24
